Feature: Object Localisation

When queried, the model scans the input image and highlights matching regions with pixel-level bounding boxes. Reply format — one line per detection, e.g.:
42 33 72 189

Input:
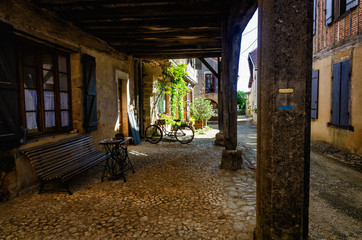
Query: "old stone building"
194 58 219 121
0 0 316 239
247 48 257 123
311 0 362 156
0 0 138 200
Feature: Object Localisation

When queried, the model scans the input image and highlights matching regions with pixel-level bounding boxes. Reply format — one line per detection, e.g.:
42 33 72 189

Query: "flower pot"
194 120 204 129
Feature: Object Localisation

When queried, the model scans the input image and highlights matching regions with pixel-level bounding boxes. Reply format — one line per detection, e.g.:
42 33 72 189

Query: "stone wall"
0 0 135 201
142 60 169 128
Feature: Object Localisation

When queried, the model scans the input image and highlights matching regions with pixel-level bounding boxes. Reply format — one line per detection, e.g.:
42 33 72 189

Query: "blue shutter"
311 70 319 119
340 60 350 126
0 22 23 150
346 0 359 11
325 0 333 25
313 0 316 35
331 63 341 125
82 54 98 133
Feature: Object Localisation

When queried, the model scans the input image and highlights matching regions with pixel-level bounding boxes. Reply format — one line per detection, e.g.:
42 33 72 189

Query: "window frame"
17 38 72 138
205 72 216 93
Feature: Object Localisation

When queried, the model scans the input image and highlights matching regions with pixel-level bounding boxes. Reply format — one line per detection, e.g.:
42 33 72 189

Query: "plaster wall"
194 58 218 103
311 44 362 156
0 0 135 200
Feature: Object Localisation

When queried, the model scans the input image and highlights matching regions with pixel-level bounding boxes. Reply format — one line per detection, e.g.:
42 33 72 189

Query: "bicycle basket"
157 119 166 125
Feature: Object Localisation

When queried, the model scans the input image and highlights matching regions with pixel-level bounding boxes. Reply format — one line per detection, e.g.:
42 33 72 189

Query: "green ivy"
159 63 189 120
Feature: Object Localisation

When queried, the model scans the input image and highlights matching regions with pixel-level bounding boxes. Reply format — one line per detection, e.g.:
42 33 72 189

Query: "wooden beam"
79 17 221 29
52 5 224 21
132 51 221 59
198 58 219 79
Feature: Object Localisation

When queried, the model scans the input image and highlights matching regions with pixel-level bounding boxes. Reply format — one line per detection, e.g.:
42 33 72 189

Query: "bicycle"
145 119 194 144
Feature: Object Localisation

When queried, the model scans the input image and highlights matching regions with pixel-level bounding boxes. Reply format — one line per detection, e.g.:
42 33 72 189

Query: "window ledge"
327 122 354 131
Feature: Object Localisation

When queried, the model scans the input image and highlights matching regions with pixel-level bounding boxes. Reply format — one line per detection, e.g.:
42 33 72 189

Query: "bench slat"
21 135 91 154
24 138 94 159
27 141 95 169
21 134 106 194
39 149 102 179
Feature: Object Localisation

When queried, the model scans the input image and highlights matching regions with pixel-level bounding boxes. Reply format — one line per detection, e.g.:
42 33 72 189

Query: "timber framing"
30 0 257 58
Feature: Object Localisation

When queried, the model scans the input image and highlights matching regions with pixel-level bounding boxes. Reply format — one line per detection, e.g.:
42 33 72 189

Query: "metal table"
99 137 135 182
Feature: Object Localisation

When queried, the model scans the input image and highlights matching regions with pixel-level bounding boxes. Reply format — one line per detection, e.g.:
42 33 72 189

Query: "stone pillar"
256 0 312 239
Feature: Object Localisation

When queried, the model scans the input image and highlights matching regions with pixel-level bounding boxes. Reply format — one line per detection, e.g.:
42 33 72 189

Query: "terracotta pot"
194 120 204 129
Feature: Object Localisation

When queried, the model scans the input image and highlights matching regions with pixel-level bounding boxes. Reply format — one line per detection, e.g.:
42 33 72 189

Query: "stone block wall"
0 0 135 201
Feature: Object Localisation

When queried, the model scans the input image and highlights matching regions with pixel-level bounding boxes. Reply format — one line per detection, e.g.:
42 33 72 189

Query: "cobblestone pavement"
0 128 256 240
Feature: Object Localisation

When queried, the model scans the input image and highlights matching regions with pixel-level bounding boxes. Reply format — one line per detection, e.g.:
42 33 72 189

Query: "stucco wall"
311 44 362 156
0 0 135 200
194 59 218 104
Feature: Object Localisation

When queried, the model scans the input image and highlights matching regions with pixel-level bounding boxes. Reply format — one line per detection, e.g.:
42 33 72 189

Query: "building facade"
312 0 362 156
194 58 219 120
247 48 258 124
0 1 140 200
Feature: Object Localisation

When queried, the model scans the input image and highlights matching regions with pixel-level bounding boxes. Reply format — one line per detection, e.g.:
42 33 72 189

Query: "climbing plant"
158 63 189 120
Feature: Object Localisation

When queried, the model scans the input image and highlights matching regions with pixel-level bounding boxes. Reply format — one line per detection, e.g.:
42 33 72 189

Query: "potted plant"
190 98 213 129
158 113 173 130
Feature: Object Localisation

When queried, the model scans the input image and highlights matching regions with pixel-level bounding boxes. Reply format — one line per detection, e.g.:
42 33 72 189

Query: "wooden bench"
21 134 108 195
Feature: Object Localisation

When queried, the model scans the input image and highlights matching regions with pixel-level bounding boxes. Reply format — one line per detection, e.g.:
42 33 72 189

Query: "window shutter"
325 0 333 25
82 54 98 133
195 58 202 70
340 60 350 126
0 22 23 150
313 0 316 35
331 63 341 125
311 70 319 119
346 0 359 11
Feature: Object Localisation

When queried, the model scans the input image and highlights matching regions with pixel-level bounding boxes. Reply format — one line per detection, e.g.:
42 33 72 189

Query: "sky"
238 9 258 92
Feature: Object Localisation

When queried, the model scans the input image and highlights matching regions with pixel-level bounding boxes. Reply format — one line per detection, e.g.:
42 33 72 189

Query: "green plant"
158 113 173 125
237 90 246 111
253 108 257 113
190 98 213 121
195 129 206 135
204 126 212 131
189 117 195 126
159 63 189 120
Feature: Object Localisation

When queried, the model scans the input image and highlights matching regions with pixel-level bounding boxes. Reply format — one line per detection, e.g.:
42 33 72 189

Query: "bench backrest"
21 134 100 179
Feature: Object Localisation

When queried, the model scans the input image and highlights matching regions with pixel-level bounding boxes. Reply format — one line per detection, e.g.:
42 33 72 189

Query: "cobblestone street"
1 117 361 239
0 127 256 240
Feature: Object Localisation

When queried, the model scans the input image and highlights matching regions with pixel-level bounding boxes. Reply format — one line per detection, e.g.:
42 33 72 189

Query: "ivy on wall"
158 63 189 120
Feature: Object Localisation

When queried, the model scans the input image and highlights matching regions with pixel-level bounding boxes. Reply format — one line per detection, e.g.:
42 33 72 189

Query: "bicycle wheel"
145 125 163 144
175 125 194 144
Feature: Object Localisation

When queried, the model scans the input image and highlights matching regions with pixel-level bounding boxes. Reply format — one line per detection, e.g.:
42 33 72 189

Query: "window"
187 58 202 70
205 73 216 93
326 0 359 25
19 40 71 136
330 60 350 127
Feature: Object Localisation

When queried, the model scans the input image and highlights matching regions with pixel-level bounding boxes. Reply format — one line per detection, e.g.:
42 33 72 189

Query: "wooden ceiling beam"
132 51 222 59
80 18 221 29
93 31 221 40
51 5 224 21
34 0 221 8
108 39 221 48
